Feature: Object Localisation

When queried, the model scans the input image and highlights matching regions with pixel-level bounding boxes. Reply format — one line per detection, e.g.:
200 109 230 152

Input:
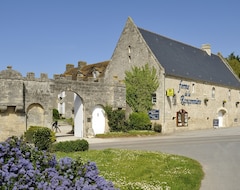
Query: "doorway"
92 106 106 135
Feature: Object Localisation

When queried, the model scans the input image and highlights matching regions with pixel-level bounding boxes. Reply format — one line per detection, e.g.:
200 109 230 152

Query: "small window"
128 45 131 53
128 55 131 63
192 83 195 93
228 89 231 101
212 87 215 99
152 93 156 104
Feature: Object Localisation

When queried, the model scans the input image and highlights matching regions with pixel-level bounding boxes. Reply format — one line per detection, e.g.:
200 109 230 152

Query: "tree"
125 64 159 113
226 52 240 78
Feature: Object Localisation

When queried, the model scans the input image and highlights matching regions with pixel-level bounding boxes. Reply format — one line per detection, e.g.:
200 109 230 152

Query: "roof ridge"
137 27 215 57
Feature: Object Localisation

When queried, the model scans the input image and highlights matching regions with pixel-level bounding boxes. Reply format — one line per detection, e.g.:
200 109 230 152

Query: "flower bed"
0 136 117 189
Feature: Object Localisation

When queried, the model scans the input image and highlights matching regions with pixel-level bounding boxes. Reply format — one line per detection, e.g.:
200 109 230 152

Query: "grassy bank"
56 149 204 190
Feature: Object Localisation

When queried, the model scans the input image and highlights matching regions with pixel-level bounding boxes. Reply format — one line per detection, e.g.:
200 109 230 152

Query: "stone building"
104 17 240 133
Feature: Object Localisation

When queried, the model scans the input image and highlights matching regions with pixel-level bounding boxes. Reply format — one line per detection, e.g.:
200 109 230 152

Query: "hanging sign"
166 88 174 96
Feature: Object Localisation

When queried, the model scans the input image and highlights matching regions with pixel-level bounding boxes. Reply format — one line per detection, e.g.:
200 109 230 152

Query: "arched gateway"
0 64 126 141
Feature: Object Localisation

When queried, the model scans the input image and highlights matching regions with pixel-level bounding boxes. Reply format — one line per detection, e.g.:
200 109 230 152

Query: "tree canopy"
124 64 159 113
226 52 240 78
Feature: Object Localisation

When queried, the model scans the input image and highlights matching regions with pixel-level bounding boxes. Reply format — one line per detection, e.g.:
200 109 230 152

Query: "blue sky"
0 0 239 78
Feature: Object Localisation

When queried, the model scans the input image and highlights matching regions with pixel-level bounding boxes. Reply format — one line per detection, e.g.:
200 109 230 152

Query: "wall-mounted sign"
148 109 159 120
166 88 174 96
178 81 190 93
180 95 201 105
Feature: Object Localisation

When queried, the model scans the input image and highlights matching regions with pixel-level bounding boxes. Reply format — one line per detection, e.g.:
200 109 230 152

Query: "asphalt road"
88 127 240 190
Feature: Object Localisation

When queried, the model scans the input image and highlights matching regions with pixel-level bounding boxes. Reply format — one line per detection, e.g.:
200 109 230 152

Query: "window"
128 55 131 63
152 93 156 104
192 83 195 93
128 45 131 53
228 89 231 101
212 87 215 98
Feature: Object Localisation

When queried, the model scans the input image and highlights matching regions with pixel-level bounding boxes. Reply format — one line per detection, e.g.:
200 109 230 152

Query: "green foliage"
24 126 56 144
125 64 159 113
33 127 54 151
226 52 240 78
153 123 162 133
104 105 127 132
52 139 89 152
128 112 152 130
53 108 60 120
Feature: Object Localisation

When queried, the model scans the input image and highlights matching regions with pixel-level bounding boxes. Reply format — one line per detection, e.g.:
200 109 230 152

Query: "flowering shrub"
0 136 118 190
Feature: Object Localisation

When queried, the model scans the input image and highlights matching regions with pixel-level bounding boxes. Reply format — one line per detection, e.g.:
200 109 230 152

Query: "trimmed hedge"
52 139 89 152
129 112 152 130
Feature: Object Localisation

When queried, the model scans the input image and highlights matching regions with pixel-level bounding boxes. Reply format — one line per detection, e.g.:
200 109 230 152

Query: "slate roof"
138 28 240 89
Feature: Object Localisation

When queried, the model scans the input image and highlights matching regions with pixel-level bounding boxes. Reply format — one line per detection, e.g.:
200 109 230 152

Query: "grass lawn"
56 149 204 190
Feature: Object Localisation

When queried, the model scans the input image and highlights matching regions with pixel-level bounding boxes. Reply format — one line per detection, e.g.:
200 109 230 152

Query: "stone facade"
104 17 240 133
0 65 125 141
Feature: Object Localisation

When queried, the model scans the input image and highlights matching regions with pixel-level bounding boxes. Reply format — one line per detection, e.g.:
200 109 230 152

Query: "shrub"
153 123 162 133
24 126 56 144
52 139 89 152
104 106 127 132
33 127 54 151
52 108 60 120
129 112 152 130
0 136 117 189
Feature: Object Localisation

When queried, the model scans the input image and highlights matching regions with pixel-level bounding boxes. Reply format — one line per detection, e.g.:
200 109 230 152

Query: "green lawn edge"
56 149 204 190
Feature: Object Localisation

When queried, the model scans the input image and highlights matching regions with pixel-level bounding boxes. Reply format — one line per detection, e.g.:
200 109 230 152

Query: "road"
88 127 240 190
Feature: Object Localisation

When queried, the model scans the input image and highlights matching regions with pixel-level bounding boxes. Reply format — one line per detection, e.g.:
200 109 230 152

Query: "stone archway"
27 103 44 128
92 106 106 135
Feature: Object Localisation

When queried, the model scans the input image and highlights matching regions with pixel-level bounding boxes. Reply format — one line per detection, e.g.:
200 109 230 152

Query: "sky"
0 0 239 78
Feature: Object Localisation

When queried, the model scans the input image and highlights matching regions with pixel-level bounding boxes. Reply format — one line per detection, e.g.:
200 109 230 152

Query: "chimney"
78 61 87 69
66 64 74 72
201 44 211 56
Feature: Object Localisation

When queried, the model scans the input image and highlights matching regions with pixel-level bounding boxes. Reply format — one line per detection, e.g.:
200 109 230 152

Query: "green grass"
95 130 160 138
56 149 204 190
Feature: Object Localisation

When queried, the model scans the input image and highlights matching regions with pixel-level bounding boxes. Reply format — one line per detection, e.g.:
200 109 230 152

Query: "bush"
52 139 89 152
129 112 152 130
153 123 162 133
33 127 54 151
104 106 127 132
0 136 117 189
24 126 56 144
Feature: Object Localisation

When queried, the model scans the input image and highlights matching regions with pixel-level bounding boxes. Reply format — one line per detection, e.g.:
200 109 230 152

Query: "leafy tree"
226 52 240 78
125 64 159 113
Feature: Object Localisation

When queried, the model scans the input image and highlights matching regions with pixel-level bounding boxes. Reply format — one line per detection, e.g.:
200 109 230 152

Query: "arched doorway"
218 109 227 127
92 106 106 135
74 93 84 137
27 103 44 128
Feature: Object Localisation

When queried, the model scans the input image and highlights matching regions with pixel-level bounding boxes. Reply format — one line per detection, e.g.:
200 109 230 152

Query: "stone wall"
0 66 126 142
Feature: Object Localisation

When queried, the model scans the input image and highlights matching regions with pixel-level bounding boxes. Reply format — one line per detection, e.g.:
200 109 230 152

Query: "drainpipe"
163 73 166 126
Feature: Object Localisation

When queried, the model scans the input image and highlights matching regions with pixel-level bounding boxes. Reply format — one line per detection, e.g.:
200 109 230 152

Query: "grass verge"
95 130 160 138
56 149 204 190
